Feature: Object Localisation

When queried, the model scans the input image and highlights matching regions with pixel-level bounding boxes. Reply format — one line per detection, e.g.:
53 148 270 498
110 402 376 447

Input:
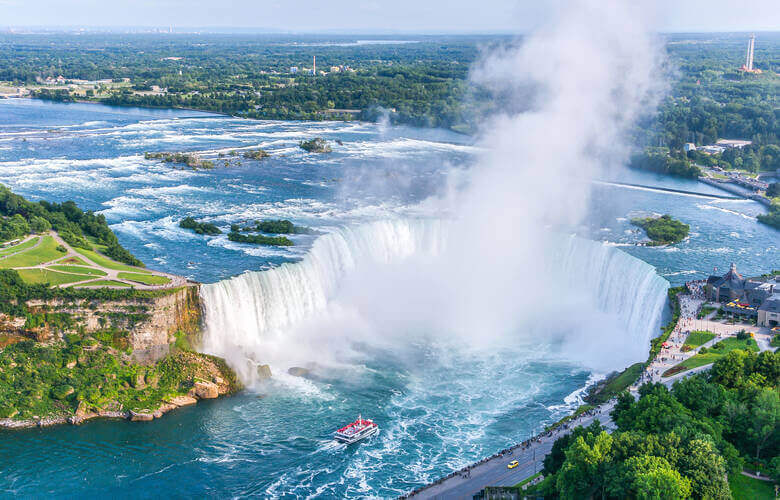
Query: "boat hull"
334 425 380 444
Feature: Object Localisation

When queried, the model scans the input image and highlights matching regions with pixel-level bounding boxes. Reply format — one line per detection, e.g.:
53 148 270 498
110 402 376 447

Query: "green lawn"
16 269 95 286
697 305 718 319
48 265 107 277
684 330 716 348
512 472 542 489
0 236 64 268
728 472 775 499
0 237 40 257
73 247 150 274
117 272 170 285
664 337 759 377
55 256 89 266
74 279 132 288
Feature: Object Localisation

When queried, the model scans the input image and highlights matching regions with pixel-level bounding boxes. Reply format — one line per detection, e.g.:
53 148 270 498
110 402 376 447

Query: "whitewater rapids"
200 218 669 384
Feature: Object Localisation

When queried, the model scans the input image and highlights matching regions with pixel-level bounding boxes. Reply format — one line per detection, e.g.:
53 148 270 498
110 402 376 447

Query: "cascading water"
201 218 668 383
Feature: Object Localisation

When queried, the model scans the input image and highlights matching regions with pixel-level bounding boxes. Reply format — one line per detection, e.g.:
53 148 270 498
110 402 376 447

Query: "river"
0 99 776 498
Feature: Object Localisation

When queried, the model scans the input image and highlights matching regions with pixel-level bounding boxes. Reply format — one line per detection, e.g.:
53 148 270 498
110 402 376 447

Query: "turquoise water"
0 100 776 498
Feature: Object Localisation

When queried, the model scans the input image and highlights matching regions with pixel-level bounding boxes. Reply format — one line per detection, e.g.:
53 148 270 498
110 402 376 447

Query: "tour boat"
334 415 379 444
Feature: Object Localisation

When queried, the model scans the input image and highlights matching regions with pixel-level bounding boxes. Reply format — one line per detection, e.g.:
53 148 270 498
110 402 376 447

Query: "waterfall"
200 218 669 382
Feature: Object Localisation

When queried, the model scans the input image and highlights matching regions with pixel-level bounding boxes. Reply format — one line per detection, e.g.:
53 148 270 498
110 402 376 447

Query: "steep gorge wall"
22 285 202 362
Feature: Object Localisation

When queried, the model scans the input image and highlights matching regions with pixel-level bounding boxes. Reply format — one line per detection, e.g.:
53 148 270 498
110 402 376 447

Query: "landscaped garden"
663 335 759 377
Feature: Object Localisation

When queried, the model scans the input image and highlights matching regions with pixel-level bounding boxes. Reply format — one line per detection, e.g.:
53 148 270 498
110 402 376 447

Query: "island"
631 214 690 246
0 185 239 427
299 138 332 153
144 152 214 170
242 148 271 160
179 217 222 235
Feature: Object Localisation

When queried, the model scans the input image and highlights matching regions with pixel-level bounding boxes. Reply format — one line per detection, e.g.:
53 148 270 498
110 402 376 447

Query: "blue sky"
0 0 778 33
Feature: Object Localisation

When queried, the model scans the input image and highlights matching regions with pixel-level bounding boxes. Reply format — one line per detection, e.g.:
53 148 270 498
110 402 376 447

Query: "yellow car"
507 460 519 469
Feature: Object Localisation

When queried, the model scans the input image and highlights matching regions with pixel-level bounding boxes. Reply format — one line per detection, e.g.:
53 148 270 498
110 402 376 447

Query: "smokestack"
313 55 316 75
746 34 755 71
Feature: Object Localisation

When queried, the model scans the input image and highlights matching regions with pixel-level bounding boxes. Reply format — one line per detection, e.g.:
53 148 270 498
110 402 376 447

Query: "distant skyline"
0 0 778 33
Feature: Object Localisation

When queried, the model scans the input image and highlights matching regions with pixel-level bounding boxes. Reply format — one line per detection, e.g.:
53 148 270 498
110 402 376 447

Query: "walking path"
405 282 777 499
406 403 616 499
4 231 186 290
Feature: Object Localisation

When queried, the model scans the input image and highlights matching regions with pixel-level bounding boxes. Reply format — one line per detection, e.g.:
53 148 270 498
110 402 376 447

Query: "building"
715 139 752 149
684 143 696 152
705 263 777 305
699 145 725 155
289 66 298 74
758 294 780 327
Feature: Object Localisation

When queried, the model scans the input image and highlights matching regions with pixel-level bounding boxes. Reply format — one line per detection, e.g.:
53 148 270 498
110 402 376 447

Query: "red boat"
334 415 379 444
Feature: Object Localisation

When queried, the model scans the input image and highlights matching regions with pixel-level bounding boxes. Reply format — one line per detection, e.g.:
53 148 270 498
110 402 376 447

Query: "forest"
532 349 779 499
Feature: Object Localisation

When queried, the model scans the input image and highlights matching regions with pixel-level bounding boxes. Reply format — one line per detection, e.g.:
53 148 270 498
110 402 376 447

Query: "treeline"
534 349 779 498
0 185 142 266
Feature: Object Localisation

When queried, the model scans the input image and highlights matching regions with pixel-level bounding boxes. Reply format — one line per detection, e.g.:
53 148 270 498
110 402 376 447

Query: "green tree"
624 455 692 500
678 439 730 500
556 431 613 499
745 388 779 461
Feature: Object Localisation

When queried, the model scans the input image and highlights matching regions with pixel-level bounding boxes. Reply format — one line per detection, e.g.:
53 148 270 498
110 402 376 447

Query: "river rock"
167 395 198 407
257 364 272 379
129 410 154 422
287 366 310 377
194 381 219 399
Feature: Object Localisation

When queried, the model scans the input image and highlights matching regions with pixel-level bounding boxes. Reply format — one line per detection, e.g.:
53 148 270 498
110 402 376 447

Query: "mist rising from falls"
201 219 668 383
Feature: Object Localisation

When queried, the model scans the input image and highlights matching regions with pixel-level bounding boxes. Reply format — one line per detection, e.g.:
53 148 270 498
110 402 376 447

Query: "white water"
201 218 669 383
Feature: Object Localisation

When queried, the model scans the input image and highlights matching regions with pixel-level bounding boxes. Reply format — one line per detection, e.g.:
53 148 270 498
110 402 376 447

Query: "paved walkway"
407 403 616 499
7 231 186 290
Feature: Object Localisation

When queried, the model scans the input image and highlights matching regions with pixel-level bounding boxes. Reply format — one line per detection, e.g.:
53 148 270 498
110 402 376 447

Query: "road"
409 403 615 500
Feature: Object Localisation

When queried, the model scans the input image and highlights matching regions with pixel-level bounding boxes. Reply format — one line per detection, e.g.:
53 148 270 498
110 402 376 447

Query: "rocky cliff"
24 285 202 363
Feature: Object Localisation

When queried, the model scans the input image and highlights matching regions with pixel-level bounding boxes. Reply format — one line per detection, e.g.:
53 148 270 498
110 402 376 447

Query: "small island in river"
631 214 690 246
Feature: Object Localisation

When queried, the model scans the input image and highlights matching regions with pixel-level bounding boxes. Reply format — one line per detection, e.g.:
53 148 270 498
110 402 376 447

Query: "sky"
0 0 778 33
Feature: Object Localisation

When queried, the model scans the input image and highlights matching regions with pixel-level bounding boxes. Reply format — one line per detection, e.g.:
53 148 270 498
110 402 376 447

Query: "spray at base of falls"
200 218 669 384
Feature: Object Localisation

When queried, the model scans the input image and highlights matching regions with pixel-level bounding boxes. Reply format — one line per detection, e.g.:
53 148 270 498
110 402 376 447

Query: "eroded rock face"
24 285 202 364
167 395 198 407
288 366 310 377
193 381 219 399
257 364 272 379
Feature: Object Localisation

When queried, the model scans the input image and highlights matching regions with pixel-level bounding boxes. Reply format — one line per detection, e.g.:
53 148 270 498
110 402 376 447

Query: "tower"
746 34 755 71
313 55 316 75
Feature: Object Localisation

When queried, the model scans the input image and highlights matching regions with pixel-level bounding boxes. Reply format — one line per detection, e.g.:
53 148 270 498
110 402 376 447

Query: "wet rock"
129 410 154 422
167 395 197 407
257 364 272 379
194 381 219 399
288 366 310 377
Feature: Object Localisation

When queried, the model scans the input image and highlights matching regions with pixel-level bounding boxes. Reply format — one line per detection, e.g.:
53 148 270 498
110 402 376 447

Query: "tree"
745 388 779 461
710 349 750 388
678 439 731 500
623 455 692 500
556 431 613 499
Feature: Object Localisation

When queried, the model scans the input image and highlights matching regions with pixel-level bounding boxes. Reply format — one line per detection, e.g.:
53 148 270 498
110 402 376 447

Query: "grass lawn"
697 305 718 319
48 265 107 276
0 236 64 268
513 472 542 489
55 256 89 266
728 472 775 499
603 363 644 395
16 269 96 286
74 279 132 288
664 337 759 377
684 330 716 348
0 236 40 257
117 272 170 285
73 247 150 274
